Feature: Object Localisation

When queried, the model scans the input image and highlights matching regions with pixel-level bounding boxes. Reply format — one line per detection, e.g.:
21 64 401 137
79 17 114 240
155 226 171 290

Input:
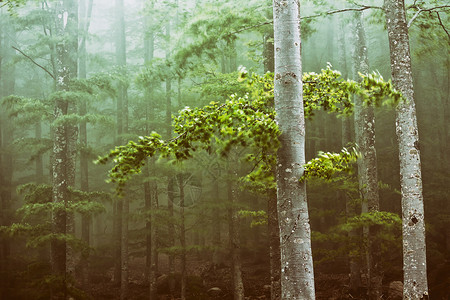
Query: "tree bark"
268 189 281 300
352 11 382 299
272 1 315 298
164 20 177 297
0 16 15 298
143 5 159 295
114 0 129 298
78 0 93 289
51 0 78 298
227 161 244 300
211 178 222 268
178 174 187 300
384 1 429 298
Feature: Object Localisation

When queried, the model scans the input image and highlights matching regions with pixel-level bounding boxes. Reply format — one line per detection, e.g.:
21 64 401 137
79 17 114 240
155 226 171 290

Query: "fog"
0 0 448 299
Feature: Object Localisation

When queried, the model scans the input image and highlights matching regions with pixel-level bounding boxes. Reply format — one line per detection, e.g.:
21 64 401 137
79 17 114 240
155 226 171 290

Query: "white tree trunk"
352 11 382 299
384 1 428 299
272 1 315 298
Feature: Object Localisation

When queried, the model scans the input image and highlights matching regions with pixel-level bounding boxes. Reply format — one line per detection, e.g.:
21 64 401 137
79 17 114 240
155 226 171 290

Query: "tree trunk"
121 198 129 300
178 174 187 300
113 199 122 285
384 1 429 298
352 11 382 299
143 6 158 295
78 0 93 289
35 121 44 183
114 0 129 298
272 1 315 298
263 25 281 299
164 21 177 297
51 0 78 298
268 189 281 300
211 178 222 268
150 183 159 299
227 162 244 300
0 16 15 298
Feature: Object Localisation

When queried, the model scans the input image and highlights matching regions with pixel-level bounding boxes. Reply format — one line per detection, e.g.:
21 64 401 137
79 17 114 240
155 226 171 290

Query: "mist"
0 0 448 299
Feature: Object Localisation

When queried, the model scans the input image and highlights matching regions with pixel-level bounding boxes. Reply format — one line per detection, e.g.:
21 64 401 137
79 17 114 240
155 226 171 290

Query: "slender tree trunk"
339 28 361 293
35 122 44 183
0 17 15 298
143 6 159 294
114 0 129 298
272 1 315 298
211 178 222 268
268 189 281 300
352 11 382 299
263 31 275 74
227 161 244 300
150 184 159 298
178 174 187 300
78 0 93 289
113 199 122 285
263 24 281 299
164 21 177 297
51 1 78 298
121 198 129 300
384 1 429 298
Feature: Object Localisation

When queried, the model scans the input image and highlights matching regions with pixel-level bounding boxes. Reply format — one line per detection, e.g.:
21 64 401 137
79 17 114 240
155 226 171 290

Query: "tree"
352 10 382 299
50 0 78 297
384 0 429 298
0 13 15 298
272 1 315 298
78 0 94 288
114 0 129 298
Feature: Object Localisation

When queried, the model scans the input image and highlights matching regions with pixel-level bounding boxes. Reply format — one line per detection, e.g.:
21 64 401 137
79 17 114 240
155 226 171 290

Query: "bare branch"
227 5 384 36
425 5 450 12
436 12 450 40
408 8 422 28
407 5 450 28
302 5 383 20
12 46 56 80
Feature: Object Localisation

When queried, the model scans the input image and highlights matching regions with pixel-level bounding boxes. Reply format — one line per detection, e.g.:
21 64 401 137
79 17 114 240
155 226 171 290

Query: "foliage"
98 66 401 194
238 209 267 227
312 211 402 266
301 147 358 182
1 183 107 249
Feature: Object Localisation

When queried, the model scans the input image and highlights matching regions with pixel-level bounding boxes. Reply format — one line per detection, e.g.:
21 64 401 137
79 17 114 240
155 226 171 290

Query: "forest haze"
0 0 449 299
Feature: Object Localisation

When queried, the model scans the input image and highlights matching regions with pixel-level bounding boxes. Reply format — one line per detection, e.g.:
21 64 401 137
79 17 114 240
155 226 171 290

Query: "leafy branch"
98 67 402 194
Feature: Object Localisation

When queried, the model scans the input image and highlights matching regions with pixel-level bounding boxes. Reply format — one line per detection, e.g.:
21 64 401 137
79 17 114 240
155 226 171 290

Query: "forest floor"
86 253 401 300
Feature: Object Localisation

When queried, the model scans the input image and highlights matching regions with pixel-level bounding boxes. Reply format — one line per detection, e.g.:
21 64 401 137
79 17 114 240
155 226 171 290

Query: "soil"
86 254 372 300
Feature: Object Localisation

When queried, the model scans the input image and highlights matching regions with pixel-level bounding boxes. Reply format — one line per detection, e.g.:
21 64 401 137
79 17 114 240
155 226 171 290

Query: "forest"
0 0 448 299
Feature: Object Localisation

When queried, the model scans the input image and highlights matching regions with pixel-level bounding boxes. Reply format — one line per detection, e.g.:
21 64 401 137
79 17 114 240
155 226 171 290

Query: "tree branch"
407 5 450 28
436 12 450 40
227 21 272 36
408 8 422 28
227 5 384 36
302 5 383 20
12 46 56 80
